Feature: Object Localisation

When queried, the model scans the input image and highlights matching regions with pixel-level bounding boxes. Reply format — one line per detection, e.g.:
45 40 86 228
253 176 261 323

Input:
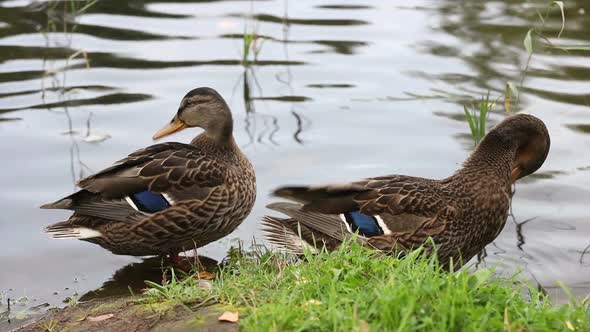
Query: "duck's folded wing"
42 142 226 222
272 175 453 240
275 176 447 215
41 189 145 223
78 142 225 199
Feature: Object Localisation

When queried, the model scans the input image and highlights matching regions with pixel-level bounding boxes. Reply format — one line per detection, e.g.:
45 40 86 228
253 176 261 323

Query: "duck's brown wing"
42 142 226 223
274 175 449 216
265 175 453 251
77 142 225 199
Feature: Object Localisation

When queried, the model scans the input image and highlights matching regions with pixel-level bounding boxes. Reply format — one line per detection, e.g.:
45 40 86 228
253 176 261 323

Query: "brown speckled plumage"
43 87 256 257
262 114 550 269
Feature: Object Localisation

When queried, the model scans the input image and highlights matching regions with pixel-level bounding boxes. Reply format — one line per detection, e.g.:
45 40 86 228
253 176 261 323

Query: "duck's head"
482 113 550 183
153 87 233 141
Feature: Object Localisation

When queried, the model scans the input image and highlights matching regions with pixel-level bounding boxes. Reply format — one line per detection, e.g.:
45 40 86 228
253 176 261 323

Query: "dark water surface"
1 0 590 327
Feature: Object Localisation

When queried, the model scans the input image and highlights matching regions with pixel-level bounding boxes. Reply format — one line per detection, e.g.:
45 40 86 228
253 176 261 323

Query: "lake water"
1 0 589 328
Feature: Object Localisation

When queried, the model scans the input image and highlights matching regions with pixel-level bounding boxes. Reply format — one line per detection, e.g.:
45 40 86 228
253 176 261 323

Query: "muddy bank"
18 296 238 332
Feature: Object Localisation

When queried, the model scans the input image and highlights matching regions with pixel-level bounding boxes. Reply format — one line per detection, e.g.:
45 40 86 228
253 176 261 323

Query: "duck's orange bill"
153 116 187 140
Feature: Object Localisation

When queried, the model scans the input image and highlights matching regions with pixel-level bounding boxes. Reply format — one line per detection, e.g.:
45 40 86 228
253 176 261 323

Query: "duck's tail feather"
44 221 102 239
40 198 74 210
266 202 356 242
261 216 321 254
40 190 96 210
261 202 365 253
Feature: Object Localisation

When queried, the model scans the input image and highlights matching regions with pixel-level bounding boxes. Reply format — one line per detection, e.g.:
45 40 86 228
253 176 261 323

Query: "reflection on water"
567 123 590 134
0 92 153 114
238 1 310 146
430 0 590 108
239 13 368 26
1 0 590 328
79 255 218 301
222 33 369 55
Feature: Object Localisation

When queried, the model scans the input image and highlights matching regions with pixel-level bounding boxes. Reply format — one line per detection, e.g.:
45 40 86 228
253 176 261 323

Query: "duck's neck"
208 118 234 142
454 132 516 185
194 109 235 146
191 131 239 153
199 104 234 143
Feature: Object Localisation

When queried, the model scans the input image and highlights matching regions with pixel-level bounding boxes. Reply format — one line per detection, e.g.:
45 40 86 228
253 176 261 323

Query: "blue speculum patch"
131 190 171 213
344 210 383 237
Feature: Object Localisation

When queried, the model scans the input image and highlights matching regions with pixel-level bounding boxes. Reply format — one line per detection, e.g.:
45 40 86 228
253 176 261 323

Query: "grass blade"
547 44 590 51
504 83 511 114
464 106 477 142
524 29 534 55
552 1 565 38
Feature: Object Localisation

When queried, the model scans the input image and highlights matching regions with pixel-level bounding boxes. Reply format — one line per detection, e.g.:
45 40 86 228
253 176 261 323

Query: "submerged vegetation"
139 243 590 331
41 0 98 89
463 1 567 145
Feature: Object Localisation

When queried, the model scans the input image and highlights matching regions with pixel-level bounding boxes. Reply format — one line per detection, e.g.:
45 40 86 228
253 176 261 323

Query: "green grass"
464 93 495 146
242 32 257 65
242 25 263 66
144 243 590 331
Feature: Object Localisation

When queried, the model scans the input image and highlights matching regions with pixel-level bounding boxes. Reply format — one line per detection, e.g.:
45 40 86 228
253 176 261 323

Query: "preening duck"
43 87 256 259
262 114 550 269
